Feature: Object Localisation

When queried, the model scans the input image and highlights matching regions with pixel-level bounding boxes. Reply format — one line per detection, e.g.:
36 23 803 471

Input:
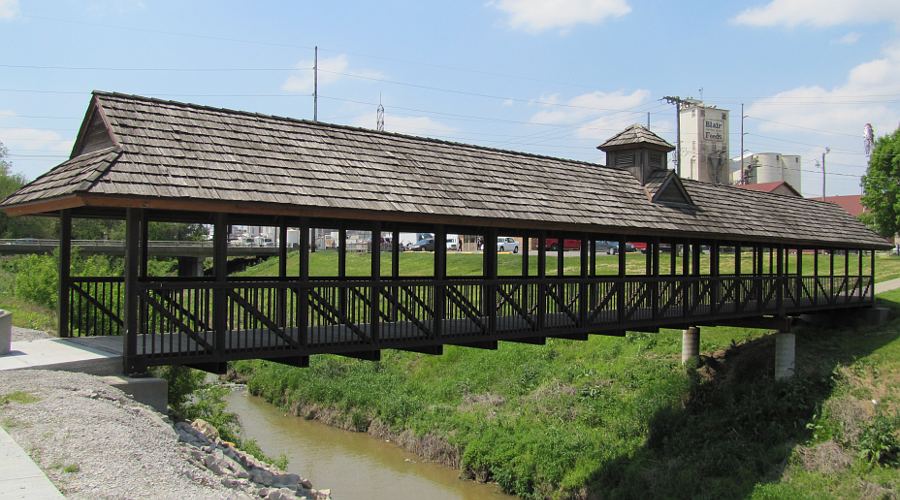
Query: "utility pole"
313 46 318 122
821 147 830 199
647 112 650 129
663 96 699 176
740 103 744 184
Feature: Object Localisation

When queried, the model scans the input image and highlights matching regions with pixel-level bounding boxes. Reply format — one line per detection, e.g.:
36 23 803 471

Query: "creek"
226 388 514 500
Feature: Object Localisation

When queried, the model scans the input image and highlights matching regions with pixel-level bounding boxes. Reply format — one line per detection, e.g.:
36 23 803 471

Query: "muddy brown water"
226 389 514 500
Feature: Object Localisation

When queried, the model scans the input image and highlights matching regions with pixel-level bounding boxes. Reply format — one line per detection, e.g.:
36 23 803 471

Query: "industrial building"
732 152 802 193
678 101 730 185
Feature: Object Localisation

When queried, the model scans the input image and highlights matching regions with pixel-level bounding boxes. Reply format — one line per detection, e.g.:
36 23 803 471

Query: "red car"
544 238 581 251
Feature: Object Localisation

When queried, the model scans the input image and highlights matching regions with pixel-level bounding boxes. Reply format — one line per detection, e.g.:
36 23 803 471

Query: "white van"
446 234 460 251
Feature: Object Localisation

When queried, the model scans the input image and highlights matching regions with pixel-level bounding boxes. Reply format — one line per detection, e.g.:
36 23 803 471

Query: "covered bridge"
0 91 889 374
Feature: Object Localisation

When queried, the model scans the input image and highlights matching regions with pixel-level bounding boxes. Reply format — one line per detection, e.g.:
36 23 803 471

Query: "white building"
679 102 730 185
731 152 802 192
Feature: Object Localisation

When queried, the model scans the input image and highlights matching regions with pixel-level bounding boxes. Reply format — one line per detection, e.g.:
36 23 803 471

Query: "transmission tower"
376 94 384 132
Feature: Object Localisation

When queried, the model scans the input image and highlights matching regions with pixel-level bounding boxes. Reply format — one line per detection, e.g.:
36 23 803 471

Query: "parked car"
446 235 460 251
410 238 435 251
544 238 581 251
497 236 519 253
598 240 637 254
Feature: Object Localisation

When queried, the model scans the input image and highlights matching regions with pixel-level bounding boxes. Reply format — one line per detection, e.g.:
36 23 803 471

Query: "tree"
861 127 900 238
0 142 55 239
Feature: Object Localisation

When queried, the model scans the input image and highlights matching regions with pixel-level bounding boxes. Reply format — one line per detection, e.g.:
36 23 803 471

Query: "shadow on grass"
587 301 900 499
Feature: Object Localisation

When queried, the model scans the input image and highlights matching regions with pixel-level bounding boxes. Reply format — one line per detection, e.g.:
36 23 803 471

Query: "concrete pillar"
681 326 700 364
774 331 796 380
177 256 204 277
0 310 11 355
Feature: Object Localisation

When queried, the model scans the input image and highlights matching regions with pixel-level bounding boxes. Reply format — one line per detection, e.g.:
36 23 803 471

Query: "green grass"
237 249 891 282
0 391 40 405
234 286 900 498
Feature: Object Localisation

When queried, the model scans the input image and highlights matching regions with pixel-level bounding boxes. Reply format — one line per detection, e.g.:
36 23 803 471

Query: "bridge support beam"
681 326 700 365
176 256 204 277
774 330 796 380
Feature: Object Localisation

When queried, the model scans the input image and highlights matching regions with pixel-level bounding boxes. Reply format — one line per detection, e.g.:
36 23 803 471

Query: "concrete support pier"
774 331 796 380
681 326 700 365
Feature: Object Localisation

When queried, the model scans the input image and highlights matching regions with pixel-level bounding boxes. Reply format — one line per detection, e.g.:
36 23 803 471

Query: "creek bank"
0 369 330 499
227 368 464 473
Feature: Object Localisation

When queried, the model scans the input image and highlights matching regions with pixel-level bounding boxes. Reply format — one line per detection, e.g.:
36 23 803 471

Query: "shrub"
857 411 900 466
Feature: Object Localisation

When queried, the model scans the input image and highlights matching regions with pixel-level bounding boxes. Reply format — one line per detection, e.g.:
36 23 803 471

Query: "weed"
857 411 900 467
62 463 80 473
0 391 40 405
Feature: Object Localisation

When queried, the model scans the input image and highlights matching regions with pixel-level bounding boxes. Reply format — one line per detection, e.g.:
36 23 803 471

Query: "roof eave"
74 193 892 250
0 194 86 217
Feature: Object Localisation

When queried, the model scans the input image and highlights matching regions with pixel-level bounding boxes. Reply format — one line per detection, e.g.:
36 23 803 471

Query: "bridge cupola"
598 124 675 186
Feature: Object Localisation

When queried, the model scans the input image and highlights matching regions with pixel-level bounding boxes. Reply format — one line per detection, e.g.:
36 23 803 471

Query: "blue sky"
1 0 898 197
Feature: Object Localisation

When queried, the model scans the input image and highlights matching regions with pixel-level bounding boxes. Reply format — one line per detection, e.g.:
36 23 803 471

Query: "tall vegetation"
862 127 900 237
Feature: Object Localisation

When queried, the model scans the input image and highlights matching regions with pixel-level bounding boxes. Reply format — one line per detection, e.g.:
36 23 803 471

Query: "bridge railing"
64 274 875 365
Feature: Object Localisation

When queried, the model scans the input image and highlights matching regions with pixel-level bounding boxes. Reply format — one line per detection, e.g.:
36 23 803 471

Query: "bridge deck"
63 273 874 371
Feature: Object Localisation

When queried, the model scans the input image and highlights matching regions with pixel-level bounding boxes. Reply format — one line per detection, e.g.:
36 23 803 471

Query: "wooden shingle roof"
0 91 889 249
598 124 675 152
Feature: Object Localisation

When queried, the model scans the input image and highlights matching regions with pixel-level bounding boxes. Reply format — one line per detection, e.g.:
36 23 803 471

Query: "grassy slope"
234 254 900 498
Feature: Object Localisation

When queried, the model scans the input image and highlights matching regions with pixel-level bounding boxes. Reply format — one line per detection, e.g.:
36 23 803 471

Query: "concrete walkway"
0 427 64 499
875 277 900 295
0 336 122 375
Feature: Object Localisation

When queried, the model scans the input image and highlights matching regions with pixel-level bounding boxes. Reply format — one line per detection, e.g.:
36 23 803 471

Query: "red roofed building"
816 195 865 217
734 181 801 197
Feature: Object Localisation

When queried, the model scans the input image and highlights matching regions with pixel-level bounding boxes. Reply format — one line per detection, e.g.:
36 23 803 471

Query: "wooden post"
691 241 711 311
617 237 626 325
650 238 660 320
776 245 785 316
682 241 690 317
123 208 142 373
298 220 310 347
588 237 596 319
213 213 228 358
858 249 863 300
735 243 742 312
338 228 347 320
537 232 547 330
522 236 530 326
57 210 72 338
756 245 764 311
277 221 288 327
844 249 849 304
139 210 149 278
434 225 446 338
796 247 803 305
579 234 589 326
557 236 564 278
391 229 400 322
485 227 497 335
829 249 835 304
870 249 876 302
813 248 819 305
710 241 720 313
371 223 381 343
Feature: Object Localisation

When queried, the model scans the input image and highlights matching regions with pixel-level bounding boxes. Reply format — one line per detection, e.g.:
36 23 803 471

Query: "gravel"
0 369 327 499
11 326 51 342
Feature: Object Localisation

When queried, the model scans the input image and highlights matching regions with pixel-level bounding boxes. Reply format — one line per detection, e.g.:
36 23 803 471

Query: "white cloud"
0 0 19 19
490 0 631 34
733 0 900 28
528 89 650 139
834 32 861 45
281 54 384 93
747 42 900 138
0 128 75 154
350 113 456 137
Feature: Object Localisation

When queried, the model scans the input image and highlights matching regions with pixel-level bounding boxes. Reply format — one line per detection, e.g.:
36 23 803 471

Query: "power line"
745 116 859 138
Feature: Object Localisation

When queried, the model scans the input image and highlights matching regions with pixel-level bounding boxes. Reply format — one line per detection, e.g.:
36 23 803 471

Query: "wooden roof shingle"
0 91 890 249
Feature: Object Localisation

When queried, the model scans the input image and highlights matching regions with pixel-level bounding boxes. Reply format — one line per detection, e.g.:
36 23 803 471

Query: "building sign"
703 118 725 142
